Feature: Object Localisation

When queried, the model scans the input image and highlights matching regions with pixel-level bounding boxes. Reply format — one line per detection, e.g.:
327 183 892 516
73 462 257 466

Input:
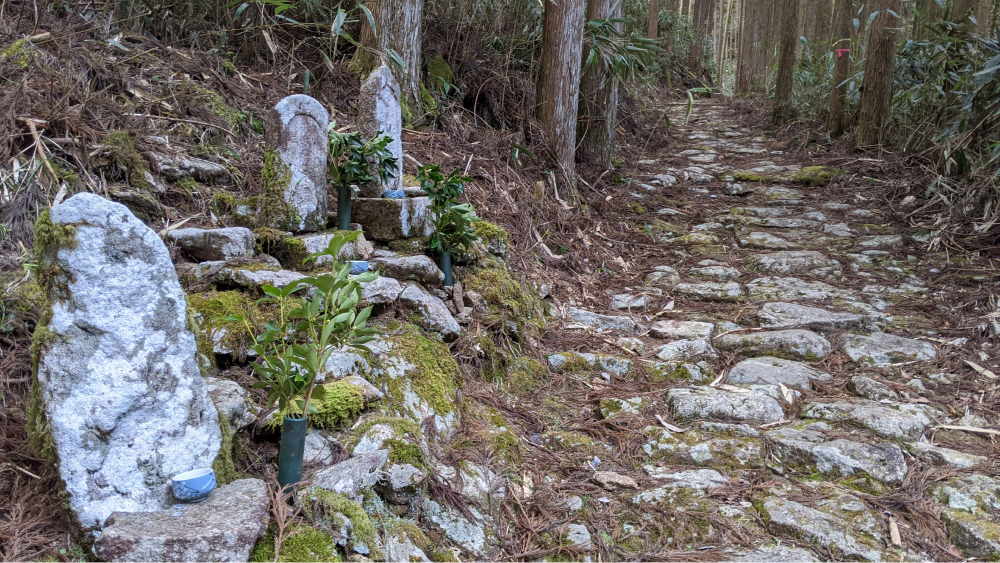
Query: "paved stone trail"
538 100 1000 561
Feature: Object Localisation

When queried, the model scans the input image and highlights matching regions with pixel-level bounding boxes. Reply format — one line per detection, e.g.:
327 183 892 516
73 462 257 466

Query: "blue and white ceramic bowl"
170 468 216 503
348 260 369 275
381 190 406 199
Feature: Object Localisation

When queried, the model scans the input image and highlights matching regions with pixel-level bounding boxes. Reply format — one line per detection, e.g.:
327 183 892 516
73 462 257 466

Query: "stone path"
536 100 1000 561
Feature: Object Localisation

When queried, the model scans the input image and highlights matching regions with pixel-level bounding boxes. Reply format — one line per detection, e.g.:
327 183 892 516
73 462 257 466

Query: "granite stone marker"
33 193 221 530
358 65 403 198
266 94 329 231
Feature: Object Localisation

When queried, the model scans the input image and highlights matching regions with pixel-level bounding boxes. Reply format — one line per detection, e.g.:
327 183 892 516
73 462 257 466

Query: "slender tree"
814 0 833 43
350 0 425 118
537 0 587 192
737 0 775 95
579 0 623 168
772 0 798 124
827 0 852 136
856 0 902 146
649 0 660 38
689 0 714 79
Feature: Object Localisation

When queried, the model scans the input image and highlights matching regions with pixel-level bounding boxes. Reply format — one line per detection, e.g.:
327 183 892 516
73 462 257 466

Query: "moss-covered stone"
253 227 308 267
365 323 461 435
233 150 297 230
462 257 545 342
793 166 837 187
732 171 769 182
212 407 239 485
303 490 381 558
471 221 510 256
25 210 78 460
186 290 277 359
388 237 430 253
102 131 150 189
426 54 455 93
291 380 365 429
249 523 338 562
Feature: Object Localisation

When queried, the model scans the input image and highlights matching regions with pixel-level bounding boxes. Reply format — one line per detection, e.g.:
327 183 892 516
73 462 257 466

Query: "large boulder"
93 478 269 562
32 193 221 530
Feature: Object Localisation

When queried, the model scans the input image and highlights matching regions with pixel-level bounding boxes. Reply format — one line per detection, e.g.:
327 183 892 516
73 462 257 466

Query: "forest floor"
487 97 1000 561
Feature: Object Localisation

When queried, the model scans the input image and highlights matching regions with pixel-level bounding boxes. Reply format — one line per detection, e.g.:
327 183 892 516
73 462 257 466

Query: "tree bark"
689 0 714 78
649 0 660 38
827 0 852 136
737 0 775 95
579 0 622 168
976 0 994 34
814 0 832 43
856 0 901 147
772 0 798 124
953 0 978 31
350 0 425 120
537 0 586 191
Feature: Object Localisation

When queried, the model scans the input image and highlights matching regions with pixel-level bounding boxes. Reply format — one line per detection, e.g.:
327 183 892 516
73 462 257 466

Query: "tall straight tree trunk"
689 0 714 78
537 0 586 192
772 0 798 124
579 0 622 168
856 0 901 146
350 0 425 119
912 0 941 38
976 0 994 34
953 0 978 30
737 0 775 95
814 0 833 43
827 0 852 136
649 0 660 38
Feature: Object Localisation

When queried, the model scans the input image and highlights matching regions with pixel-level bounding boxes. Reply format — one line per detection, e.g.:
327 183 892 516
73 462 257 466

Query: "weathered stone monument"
358 64 403 197
32 193 221 530
265 94 329 231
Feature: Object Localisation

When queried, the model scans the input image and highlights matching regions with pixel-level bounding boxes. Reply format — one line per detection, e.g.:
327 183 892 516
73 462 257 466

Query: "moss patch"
233 150 296 230
426 54 455 93
2 38 39 68
471 221 509 250
278 380 366 429
249 523 338 562
793 166 837 187
212 407 239 485
304 490 381 558
462 257 545 340
388 237 430 253
102 131 150 189
732 171 769 182
253 227 308 267
186 290 277 360
189 83 245 128
375 325 460 417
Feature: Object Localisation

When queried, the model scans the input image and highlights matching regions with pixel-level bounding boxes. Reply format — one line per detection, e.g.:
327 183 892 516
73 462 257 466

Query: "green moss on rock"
212 407 239 485
102 131 150 189
793 166 837 187
234 150 297 230
253 227 308 267
2 38 39 68
305 490 381 558
733 171 769 182
426 54 455 93
249 523 338 562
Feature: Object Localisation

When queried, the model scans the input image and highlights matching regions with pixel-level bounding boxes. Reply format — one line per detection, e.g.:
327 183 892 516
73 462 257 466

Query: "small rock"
941 510 1000 560
654 339 717 361
303 431 336 467
358 276 404 304
930 474 1000 513
672 281 743 302
644 265 681 288
842 332 937 366
745 276 845 302
667 387 785 424
857 234 903 248
566 307 641 333
299 232 374 265
802 400 933 440
398 283 461 341
726 357 832 390
311 450 389 499
167 227 255 262
610 293 648 310
338 375 384 404
733 544 819 562
714 329 832 360
689 264 742 281
846 376 898 401
204 377 258 431
564 523 594 550
371 254 445 285
756 496 883 561
766 425 908 484
757 302 863 331
593 471 639 489
320 349 371 381
649 320 714 340
148 152 229 183
910 442 987 469
94 479 269 562
616 337 645 355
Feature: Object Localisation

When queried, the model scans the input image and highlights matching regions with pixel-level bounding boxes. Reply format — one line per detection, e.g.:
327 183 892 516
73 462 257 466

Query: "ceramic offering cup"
170 468 216 503
348 260 369 275
381 190 406 199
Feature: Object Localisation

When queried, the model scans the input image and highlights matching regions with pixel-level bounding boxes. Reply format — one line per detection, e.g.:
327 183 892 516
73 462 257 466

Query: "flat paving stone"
667 387 785 424
745 277 846 302
766 424 908 484
649 320 714 340
802 400 934 440
714 329 832 360
746 250 842 279
726 357 832 390
842 332 937 366
757 302 863 331
672 281 743 302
